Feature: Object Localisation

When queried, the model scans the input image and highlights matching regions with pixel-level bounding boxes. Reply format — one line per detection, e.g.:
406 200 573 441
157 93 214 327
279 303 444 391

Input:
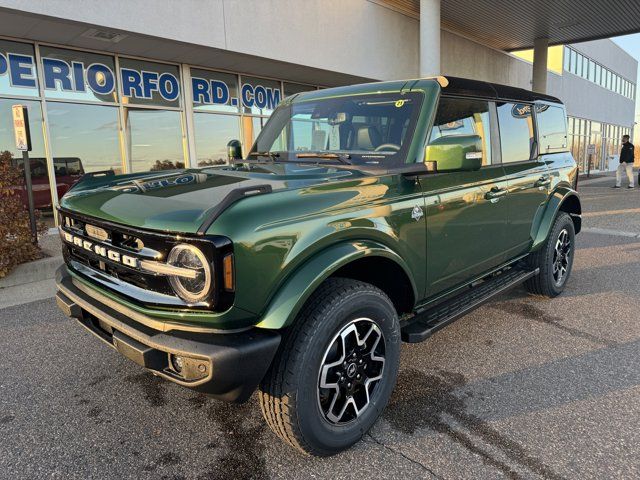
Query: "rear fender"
531 187 581 251
256 240 417 329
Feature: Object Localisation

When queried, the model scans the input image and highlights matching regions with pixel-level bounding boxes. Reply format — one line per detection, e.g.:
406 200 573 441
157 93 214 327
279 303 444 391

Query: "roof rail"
421 76 449 88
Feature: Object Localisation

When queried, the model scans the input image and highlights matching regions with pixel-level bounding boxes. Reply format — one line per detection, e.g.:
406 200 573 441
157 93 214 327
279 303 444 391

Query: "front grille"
59 209 234 311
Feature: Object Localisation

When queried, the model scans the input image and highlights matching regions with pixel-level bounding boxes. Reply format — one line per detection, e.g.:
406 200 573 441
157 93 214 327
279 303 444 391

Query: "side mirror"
227 139 243 162
425 134 483 172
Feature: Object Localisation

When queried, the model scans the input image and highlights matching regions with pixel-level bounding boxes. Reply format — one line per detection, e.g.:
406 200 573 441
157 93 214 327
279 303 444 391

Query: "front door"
422 97 510 298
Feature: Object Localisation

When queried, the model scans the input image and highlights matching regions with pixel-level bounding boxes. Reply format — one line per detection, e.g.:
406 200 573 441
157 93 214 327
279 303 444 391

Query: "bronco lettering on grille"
63 231 139 268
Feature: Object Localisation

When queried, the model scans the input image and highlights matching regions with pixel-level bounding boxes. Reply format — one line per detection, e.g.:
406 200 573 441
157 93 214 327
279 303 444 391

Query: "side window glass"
536 105 568 153
429 98 492 166
496 102 535 163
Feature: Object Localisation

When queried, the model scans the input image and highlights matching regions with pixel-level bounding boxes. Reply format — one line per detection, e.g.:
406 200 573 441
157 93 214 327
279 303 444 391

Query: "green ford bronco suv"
55 76 580 455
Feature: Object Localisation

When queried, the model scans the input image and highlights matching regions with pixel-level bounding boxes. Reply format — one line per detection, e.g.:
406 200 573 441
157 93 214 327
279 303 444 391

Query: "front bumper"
55 266 280 402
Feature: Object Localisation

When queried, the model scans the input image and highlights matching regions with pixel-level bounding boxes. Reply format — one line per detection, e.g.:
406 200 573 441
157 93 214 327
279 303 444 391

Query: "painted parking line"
582 227 640 238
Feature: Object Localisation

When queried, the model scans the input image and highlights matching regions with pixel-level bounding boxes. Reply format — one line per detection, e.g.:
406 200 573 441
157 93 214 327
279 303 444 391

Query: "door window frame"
426 94 502 170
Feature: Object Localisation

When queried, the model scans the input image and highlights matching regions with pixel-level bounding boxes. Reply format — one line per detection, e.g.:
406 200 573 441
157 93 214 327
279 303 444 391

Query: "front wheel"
524 212 576 297
258 278 400 456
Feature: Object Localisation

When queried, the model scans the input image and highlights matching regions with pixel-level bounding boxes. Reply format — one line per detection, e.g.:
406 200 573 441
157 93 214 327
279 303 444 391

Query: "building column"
420 0 441 77
532 37 549 93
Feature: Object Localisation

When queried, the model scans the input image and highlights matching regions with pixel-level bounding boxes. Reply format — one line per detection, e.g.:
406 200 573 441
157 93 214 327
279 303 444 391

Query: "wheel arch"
531 187 581 251
256 240 417 330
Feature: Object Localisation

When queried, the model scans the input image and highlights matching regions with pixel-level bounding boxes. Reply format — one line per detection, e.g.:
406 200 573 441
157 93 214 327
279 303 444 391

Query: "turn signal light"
223 254 235 291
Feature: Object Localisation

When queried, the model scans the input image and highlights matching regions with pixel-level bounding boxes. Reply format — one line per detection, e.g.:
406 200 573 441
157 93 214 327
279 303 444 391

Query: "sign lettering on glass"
0 52 38 88
1 50 282 109
42 57 115 96
192 76 281 110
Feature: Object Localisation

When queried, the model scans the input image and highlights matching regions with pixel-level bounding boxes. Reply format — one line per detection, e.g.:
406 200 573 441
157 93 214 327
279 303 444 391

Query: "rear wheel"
524 212 575 297
258 278 400 456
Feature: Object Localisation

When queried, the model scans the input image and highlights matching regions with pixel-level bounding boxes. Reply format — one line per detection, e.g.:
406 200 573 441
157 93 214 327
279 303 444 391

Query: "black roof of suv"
439 76 563 104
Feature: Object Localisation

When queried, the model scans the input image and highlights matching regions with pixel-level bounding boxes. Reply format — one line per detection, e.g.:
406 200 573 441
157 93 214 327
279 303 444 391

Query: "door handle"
485 187 508 202
535 176 551 188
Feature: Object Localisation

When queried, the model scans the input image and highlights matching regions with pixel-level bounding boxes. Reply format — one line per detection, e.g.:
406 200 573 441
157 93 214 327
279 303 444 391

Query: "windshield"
251 92 423 167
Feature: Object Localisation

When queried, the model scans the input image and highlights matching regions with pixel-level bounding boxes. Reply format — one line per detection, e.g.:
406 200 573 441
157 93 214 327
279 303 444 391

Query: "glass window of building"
582 56 589 78
0 39 39 97
39 46 118 103
576 53 583 76
0 99 55 222
429 98 492 165
47 102 123 176
125 108 185 172
536 105 567 153
595 64 602 85
588 60 595 82
497 102 534 163
569 49 577 73
242 116 266 152
191 68 240 114
283 82 316 98
563 47 571 71
119 58 181 108
193 113 240 166
240 76 281 116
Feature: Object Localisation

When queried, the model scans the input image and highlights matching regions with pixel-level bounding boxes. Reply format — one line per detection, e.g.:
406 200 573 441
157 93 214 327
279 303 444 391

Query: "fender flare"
256 240 417 330
531 187 581 251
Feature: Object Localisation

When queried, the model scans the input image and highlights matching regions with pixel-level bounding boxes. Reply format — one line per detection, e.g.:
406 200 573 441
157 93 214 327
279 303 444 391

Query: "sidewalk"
579 168 639 187
0 229 62 308
578 170 640 235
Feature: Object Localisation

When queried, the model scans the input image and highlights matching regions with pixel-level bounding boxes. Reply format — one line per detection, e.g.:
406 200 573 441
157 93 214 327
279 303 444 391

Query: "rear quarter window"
496 102 535 163
536 105 568 153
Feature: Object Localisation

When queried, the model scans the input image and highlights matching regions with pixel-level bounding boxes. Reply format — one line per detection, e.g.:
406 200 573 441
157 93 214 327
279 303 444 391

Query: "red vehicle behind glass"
16 157 84 210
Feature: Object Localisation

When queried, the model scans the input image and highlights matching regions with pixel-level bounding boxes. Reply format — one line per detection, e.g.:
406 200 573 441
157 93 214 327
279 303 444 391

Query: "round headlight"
167 244 212 303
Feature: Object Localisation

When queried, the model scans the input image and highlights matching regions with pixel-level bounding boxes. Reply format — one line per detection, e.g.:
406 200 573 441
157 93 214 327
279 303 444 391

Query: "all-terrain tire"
258 277 400 456
524 212 575 297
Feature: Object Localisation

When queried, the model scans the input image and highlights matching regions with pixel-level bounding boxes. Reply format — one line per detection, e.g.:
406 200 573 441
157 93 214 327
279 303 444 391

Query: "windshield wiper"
248 151 281 162
295 152 352 164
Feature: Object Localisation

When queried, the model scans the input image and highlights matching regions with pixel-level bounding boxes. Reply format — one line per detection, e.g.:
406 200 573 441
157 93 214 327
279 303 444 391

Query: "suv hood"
59 163 362 233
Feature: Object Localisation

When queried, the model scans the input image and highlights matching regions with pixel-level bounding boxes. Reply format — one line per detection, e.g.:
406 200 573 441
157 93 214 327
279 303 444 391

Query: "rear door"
497 102 551 259
421 97 511 297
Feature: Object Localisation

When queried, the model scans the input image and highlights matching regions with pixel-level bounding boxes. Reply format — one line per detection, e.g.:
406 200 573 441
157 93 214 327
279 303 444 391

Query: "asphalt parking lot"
1 175 639 480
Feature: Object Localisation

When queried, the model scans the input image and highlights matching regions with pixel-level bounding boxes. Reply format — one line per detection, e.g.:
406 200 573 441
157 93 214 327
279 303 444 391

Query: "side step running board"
401 267 539 343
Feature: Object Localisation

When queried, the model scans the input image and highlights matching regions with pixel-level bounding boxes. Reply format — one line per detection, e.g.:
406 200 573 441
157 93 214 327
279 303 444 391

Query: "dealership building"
0 0 638 222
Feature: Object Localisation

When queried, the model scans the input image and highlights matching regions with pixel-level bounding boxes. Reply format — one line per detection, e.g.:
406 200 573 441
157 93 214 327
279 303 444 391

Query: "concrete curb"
0 255 63 288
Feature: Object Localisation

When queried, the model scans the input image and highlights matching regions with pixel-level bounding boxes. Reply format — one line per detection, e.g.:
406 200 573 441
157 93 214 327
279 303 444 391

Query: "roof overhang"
379 0 640 50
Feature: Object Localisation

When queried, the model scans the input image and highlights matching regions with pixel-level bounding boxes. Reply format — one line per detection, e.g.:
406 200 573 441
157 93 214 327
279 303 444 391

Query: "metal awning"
379 0 640 50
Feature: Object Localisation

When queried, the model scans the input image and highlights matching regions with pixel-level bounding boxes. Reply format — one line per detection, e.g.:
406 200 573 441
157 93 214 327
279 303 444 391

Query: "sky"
612 33 640 142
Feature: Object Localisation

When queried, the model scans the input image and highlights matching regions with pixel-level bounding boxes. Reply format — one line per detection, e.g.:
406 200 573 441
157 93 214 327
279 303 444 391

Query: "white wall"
0 0 420 81
441 29 532 88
